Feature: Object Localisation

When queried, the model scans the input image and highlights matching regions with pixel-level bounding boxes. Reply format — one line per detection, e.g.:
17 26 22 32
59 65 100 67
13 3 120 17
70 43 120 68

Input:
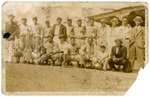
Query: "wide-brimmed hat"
133 16 143 23
115 38 123 44
100 18 107 23
111 17 119 24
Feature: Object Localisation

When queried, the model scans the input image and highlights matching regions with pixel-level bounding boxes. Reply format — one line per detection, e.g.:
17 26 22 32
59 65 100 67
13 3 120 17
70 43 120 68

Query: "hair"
100 45 106 49
77 19 82 22
32 17 37 20
45 20 50 24
70 37 75 40
67 19 72 22
22 18 27 21
57 17 62 21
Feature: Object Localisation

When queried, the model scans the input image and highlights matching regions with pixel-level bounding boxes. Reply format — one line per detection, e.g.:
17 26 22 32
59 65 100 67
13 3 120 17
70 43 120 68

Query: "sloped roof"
87 6 146 21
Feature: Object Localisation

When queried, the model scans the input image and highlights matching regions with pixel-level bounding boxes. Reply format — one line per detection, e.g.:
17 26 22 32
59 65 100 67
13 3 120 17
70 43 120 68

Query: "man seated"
12 35 25 63
79 37 97 68
92 45 109 70
67 37 80 67
108 38 128 72
34 35 62 65
58 34 70 67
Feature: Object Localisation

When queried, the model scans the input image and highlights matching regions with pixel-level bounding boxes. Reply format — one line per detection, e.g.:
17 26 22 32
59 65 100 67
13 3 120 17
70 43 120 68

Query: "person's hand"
112 58 117 62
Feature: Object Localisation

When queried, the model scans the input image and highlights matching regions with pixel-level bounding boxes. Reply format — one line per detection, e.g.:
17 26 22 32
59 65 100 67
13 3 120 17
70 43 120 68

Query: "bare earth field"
3 63 137 95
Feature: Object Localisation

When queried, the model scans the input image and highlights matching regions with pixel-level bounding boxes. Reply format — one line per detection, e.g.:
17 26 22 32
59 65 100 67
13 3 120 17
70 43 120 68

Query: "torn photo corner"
1 2 148 95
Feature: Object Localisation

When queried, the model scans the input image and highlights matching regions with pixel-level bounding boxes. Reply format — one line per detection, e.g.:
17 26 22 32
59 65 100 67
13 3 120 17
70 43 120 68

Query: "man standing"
52 17 67 45
86 18 98 44
19 18 32 45
74 19 86 48
43 20 53 44
66 18 74 42
108 17 120 52
108 39 128 72
31 17 43 39
4 14 19 62
97 18 110 47
129 16 145 69
118 16 131 58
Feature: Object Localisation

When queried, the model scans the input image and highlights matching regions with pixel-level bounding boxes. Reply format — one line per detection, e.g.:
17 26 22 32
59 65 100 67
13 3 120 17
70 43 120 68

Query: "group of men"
3 13 145 72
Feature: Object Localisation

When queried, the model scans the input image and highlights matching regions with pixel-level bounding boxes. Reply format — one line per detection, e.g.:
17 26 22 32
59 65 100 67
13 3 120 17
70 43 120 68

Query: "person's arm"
53 43 60 53
62 25 67 37
102 53 109 60
70 26 75 36
110 47 115 59
142 27 145 46
129 28 135 47
79 45 86 55
118 46 127 60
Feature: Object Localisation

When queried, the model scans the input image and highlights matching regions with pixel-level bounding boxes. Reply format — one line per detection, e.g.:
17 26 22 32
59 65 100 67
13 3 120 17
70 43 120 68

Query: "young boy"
93 45 109 70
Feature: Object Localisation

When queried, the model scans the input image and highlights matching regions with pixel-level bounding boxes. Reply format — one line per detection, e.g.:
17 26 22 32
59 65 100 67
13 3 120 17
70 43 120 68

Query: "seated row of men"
13 33 131 72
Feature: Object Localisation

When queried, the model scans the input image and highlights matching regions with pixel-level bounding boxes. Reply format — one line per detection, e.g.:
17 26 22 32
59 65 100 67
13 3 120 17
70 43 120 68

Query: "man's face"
59 37 65 43
111 21 117 27
135 20 141 26
77 21 82 26
45 21 50 26
87 38 93 45
100 47 105 52
67 20 72 26
116 41 121 47
70 38 75 45
89 20 94 26
33 19 37 24
22 19 27 25
57 19 62 25
9 16 14 22
48 37 53 43
101 22 106 27
122 19 128 26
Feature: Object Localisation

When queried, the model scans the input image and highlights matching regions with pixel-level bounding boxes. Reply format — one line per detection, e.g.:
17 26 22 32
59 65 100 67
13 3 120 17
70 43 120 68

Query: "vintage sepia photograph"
2 2 148 95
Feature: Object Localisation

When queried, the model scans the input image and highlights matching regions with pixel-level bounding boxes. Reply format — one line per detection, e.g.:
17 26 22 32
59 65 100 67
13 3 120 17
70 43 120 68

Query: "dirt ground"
3 62 137 95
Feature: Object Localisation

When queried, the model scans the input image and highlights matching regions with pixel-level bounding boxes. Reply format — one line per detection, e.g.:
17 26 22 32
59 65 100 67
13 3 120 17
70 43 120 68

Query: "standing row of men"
3 14 145 72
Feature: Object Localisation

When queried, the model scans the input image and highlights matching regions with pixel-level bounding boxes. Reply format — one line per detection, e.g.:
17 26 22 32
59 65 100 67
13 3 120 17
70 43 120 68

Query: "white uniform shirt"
86 25 98 37
20 24 31 36
58 42 70 54
31 23 42 37
54 25 60 36
74 26 85 37
97 51 108 60
66 25 74 36
118 25 131 39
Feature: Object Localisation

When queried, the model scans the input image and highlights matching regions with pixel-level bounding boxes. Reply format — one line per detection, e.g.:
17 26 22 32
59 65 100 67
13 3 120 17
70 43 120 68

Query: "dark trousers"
108 58 127 71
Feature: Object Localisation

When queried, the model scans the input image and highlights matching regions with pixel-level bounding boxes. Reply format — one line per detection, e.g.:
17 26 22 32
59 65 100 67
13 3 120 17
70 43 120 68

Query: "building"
87 5 147 27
